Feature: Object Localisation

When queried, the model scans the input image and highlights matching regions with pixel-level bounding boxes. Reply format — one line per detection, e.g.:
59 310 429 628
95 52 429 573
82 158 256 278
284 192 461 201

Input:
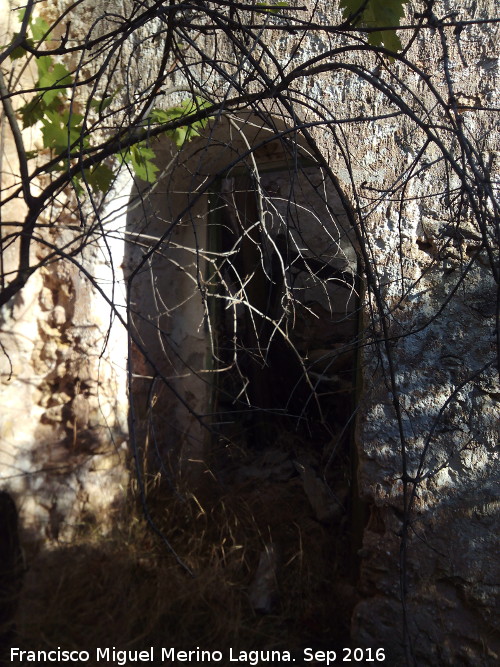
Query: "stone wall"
0 1 130 541
301 3 500 661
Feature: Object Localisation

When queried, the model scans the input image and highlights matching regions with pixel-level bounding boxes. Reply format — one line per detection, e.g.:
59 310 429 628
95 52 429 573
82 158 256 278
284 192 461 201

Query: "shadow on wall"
0 491 24 666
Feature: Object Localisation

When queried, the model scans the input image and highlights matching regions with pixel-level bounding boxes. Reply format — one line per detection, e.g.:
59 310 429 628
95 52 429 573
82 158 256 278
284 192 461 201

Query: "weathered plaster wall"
0 205 130 540
283 1 499 663
0 1 130 540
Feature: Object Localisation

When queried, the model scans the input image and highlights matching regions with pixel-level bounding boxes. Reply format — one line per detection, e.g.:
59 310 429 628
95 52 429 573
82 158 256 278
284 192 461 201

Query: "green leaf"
41 113 68 151
149 96 211 148
9 34 34 60
41 109 85 152
18 97 46 128
120 143 159 183
149 108 173 124
71 174 85 197
256 2 289 14
118 96 213 182
30 17 51 42
86 163 115 194
340 0 406 52
131 144 159 182
37 60 73 104
170 125 190 148
36 55 53 77
16 10 50 43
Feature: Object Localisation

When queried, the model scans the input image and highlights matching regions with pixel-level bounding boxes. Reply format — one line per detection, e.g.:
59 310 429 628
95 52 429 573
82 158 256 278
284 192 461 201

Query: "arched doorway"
124 111 362 647
126 112 359 486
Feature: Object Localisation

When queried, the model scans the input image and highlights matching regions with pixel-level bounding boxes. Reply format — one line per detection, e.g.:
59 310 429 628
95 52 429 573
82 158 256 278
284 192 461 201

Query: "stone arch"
125 112 360 490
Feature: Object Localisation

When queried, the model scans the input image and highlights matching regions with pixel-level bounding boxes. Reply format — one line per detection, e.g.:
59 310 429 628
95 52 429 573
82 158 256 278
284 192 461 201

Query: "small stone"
50 305 67 327
249 544 278 614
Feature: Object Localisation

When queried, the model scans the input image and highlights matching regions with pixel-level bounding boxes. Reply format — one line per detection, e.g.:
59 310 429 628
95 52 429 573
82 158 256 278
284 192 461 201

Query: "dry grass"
15 460 356 664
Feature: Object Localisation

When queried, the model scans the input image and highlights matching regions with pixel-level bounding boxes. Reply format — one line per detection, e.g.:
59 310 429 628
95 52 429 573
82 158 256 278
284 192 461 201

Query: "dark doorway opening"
202 154 363 647
207 158 359 450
